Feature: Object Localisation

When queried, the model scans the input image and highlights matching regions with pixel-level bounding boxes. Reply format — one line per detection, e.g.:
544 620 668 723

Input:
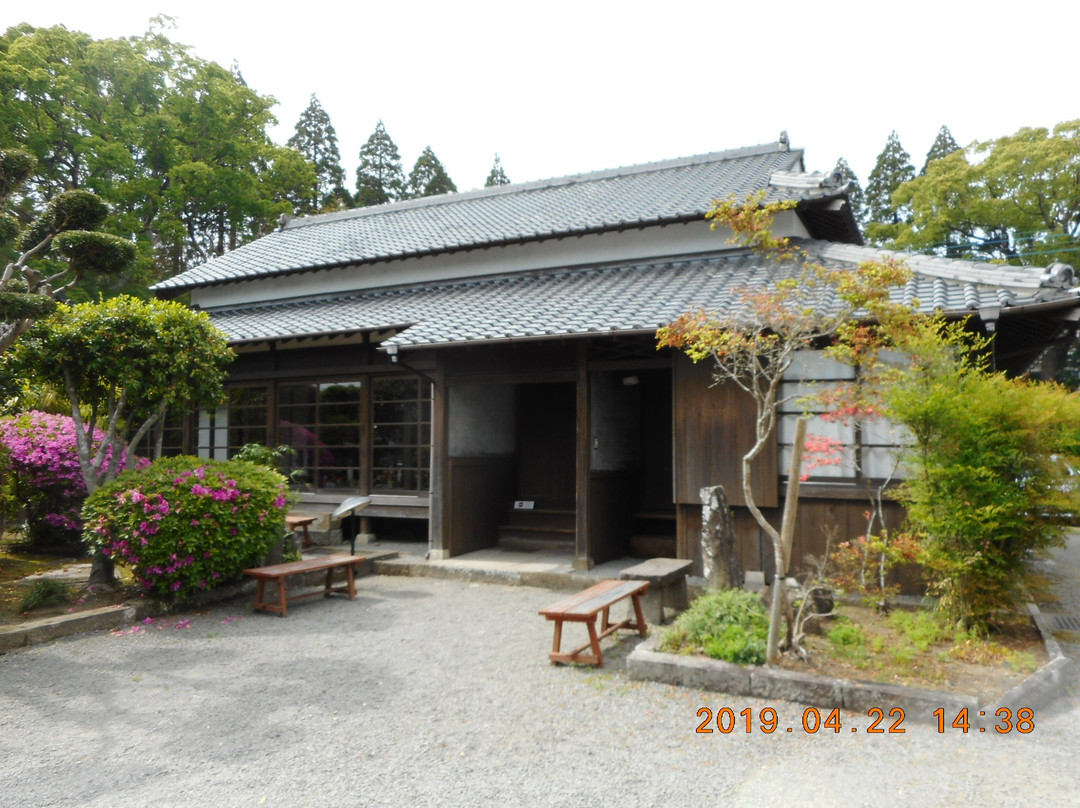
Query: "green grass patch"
887 609 950 652
17 579 71 612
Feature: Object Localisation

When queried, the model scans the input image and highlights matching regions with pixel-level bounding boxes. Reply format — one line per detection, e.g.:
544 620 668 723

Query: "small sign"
513 500 535 510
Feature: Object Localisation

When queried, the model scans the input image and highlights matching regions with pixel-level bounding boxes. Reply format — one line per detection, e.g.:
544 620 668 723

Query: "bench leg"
277 577 288 617
586 619 604 668
253 580 267 612
550 620 564 664
630 594 648 636
344 564 356 599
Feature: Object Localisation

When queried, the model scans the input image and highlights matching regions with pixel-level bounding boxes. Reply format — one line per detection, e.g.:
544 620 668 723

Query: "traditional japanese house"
153 138 1080 576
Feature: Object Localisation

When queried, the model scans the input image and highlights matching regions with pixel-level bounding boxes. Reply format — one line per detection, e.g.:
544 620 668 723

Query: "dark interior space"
515 382 576 508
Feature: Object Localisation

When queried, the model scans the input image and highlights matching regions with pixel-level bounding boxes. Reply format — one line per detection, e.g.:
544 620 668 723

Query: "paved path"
2 549 1079 807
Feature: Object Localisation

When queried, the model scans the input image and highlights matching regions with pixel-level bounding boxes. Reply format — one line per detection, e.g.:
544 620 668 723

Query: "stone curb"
992 603 1077 712
0 605 135 652
627 634 978 723
0 552 394 654
371 557 612 591
627 601 1071 724
373 558 522 586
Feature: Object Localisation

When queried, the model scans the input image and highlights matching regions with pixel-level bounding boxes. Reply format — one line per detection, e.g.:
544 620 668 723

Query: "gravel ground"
2 574 1079 808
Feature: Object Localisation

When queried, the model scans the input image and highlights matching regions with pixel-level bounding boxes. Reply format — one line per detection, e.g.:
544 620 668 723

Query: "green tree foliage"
485 154 510 187
9 295 234 584
10 296 233 492
833 157 864 226
354 120 405 207
920 125 960 175
287 93 350 214
404 146 457 200
0 147 135 352
886 343 1080 629
891 121 1080 267
863 131 915 244
0 21 314 291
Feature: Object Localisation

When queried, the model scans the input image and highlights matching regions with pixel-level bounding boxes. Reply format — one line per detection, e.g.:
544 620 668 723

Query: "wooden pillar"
428 361 449 559
574 341 593 570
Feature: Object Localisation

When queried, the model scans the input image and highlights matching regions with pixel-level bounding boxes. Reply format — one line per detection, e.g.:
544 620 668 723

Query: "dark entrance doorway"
515 381 576 507
498 382 577 550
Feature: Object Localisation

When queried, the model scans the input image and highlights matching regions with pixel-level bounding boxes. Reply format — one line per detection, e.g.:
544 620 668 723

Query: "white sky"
5 1 1077 193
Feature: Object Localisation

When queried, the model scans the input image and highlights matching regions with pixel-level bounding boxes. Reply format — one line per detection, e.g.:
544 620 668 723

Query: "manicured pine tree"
833 157 865 226
287 94 350 213
863 131 915 244
920 125 961 175
484 154 510 187
355 120 406 207
403 146 457 199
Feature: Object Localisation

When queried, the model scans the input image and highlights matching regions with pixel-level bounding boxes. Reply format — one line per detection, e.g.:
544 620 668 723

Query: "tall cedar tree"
355 121 405 207
833 157 865 226
863 131 915 244
485 154 510 187
892 120 1080 267
404 146 457 199
287 94 350 213
921 125 960 175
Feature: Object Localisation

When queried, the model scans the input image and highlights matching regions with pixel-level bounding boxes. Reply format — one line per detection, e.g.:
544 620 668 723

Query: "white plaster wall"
448 383 515 457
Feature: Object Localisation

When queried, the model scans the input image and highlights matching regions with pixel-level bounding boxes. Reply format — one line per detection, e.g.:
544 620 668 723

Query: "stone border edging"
0 553 393 653
627 601 1072 724
627 634 978 723
996 603 1076 711
0 605 135 651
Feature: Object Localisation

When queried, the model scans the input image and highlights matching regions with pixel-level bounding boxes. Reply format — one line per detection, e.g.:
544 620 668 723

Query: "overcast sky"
5 1 1076 194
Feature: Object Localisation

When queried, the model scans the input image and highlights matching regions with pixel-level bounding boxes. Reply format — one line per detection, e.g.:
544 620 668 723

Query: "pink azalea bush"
0 411 139 548
82 456 290 601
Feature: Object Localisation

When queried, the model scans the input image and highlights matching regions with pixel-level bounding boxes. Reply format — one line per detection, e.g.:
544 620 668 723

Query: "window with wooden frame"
196 385 270 460
278 380 363 490
371 376 432 494
777 351 909 485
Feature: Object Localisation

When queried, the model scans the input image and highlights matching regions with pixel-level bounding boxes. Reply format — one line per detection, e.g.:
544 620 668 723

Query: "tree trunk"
88 554 116 588
766 417 807 664
700 485 742 589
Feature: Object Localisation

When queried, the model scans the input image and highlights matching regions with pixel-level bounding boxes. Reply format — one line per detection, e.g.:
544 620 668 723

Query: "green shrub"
890 371 1080 628
18 579 71 612
826 620 865 648
660 588 769 665
82 456 289 601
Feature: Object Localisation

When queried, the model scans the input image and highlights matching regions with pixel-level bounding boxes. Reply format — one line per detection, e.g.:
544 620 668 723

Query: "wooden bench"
538 579 649 668
243 555 366 617
284 514 318 548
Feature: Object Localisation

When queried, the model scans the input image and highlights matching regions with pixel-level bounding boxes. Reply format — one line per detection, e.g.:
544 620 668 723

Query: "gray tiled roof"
205 240 1079 348
155 142 838 293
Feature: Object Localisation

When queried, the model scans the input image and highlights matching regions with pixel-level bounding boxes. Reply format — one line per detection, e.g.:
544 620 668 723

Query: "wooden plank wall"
588 471 637 565
445 457 516 556
673 355 777 508
678 497 906 583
